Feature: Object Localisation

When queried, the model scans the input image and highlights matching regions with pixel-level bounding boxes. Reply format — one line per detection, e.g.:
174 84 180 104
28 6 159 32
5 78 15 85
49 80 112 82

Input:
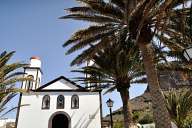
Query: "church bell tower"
22 56 42 90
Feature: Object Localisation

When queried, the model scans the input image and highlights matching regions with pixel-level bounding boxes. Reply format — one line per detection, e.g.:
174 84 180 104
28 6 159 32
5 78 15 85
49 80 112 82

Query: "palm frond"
103 85 116 95
0 51 15 69
66 1 123 20
0 51 28 115
60 13 121 23
66 29 116 54
0 93 16 112
130 77 147 84
63 24 114 47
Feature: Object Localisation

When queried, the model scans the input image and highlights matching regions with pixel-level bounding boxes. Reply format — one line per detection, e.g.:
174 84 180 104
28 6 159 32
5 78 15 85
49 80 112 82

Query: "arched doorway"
52 114 68 128
49 111 71 128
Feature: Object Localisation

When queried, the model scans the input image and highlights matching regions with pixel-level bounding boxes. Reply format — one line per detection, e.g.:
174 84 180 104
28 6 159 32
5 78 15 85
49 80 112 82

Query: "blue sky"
0 0 147 118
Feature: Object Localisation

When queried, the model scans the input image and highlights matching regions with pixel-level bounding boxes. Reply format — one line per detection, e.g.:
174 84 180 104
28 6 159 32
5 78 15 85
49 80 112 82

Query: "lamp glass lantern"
183 47 192 61
106 98 114 108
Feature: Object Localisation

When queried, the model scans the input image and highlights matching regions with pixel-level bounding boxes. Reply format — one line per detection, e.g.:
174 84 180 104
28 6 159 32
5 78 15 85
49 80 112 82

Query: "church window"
57 95 64 109
71 95 79 109
42 95 50 109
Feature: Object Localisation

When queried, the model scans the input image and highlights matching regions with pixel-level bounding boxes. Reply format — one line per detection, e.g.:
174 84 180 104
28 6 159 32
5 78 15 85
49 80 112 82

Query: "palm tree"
74 42 192 128
165 88 192 128
73 41 146 128
61 0 191 127
0 51 28 117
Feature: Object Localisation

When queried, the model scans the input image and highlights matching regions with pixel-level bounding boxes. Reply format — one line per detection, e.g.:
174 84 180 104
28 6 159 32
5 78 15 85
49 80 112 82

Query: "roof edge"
36 76 85 91
31 89 101 92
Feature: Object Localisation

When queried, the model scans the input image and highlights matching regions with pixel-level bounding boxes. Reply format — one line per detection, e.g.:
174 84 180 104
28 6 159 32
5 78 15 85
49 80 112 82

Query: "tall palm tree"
165 88 192 128
74 42 192 128
0 51 28 116
73 41 146 128
61 0 191 127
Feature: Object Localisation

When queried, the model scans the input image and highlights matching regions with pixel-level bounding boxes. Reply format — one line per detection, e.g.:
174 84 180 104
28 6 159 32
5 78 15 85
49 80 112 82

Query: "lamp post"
106 98 114 128
183 47 192 61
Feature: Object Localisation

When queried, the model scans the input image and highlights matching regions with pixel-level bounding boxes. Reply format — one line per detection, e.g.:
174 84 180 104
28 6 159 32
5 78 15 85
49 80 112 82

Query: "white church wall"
17 91 101 128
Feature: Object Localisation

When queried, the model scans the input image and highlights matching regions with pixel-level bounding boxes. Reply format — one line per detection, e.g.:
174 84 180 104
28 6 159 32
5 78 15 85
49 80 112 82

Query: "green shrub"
183 115 192 128
114 121 123 128
133 111 140 123
138 114 153 124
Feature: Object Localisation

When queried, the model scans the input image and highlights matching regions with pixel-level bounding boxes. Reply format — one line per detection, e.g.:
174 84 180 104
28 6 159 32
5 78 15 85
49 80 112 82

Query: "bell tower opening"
22 56 42 90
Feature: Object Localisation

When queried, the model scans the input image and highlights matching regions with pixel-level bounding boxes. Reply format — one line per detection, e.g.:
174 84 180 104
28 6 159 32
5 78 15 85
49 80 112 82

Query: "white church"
15 57 102 128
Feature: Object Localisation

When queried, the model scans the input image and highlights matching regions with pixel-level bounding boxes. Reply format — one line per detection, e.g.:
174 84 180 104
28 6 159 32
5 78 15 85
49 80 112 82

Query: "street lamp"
183 47 192 61
106 98 114 128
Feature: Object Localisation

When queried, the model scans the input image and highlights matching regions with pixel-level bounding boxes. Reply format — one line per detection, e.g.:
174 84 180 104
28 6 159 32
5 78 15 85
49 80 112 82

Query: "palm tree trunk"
138 40 172 128
118 88 134 128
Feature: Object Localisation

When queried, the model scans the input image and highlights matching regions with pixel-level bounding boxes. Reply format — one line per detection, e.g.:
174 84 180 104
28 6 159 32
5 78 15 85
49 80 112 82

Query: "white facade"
16 57 102 128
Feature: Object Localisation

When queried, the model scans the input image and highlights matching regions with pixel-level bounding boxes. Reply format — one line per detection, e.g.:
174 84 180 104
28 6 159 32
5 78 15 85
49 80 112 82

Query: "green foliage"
72 42 146 92
138 114 154 124
62 0 191 66
0 51 29 117
165 88 192 128
133 111 140 123
183 115 192 128
114 121 124 128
